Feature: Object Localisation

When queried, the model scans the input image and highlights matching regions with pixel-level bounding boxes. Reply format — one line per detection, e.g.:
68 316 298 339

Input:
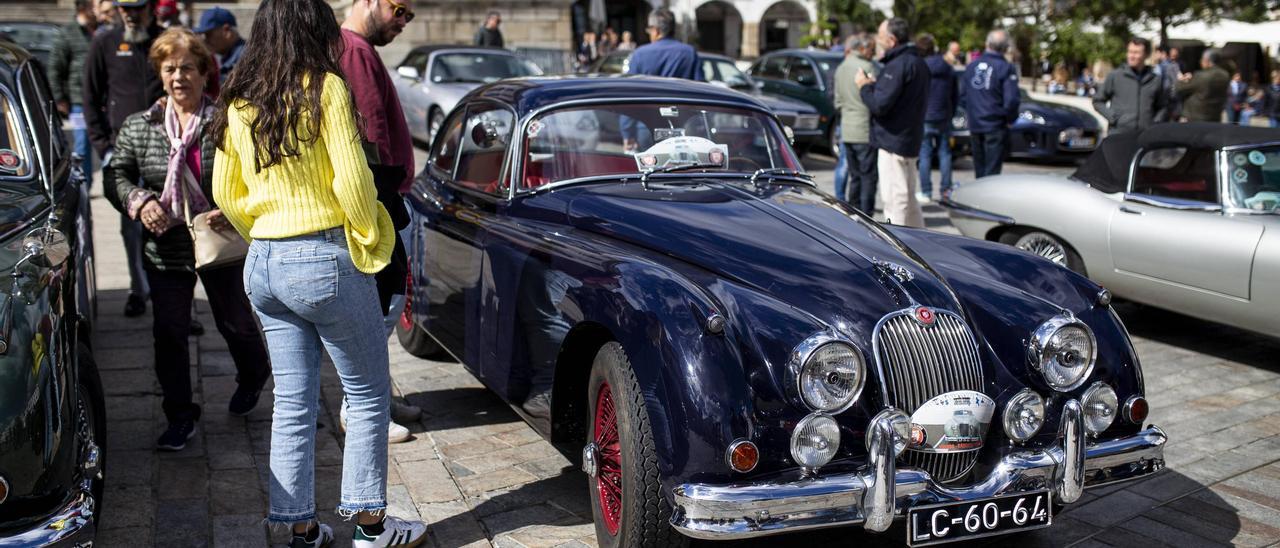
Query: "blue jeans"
918 122 952 197
70 105 93 186
244 228 390 524
833 126 849 200
841 142 878 214
971 130 1007 179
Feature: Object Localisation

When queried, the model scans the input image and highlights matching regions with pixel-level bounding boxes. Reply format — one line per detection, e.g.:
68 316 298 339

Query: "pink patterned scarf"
158 96 212 221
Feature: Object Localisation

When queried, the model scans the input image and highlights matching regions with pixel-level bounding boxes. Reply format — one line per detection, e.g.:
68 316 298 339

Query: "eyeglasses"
384 0 414 22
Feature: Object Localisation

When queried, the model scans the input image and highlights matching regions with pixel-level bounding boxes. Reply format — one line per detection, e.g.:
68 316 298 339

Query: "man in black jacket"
962 29 1019 178
1093 37 1167 134
83 0 164 317
855 17 929 228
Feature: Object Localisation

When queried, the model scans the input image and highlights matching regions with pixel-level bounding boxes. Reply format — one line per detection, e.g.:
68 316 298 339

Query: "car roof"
1138 122 1280 150
0 40 32 83
761 49 844 62
1072 123 1280 193
465 75 770 115
409 45 515 57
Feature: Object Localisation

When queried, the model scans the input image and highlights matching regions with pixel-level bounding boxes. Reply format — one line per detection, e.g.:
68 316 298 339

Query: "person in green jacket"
1175 49 1231 123
48 0 100 179
832 32 879 213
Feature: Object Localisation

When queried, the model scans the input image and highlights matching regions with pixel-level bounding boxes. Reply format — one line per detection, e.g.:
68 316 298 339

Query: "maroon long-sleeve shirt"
340 29 414 193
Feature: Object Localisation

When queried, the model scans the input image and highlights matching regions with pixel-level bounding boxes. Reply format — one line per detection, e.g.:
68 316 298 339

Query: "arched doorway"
572 0 653 48
759 1 810 54
695 1 743 58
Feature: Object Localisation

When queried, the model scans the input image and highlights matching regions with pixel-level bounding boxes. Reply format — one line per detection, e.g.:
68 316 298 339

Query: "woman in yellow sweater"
209 1 426 546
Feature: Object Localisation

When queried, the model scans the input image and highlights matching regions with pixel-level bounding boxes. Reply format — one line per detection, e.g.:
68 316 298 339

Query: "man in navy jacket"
962 29 1020 178
622 8 701 151
855 17 930 228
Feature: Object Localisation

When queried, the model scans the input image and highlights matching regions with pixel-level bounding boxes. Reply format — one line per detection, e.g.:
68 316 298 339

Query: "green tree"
1068 0 1272 46
893 0 1008 51
818 0 886 36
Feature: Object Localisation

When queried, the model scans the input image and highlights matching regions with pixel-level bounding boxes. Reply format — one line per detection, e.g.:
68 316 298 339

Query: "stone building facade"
6 0 817 62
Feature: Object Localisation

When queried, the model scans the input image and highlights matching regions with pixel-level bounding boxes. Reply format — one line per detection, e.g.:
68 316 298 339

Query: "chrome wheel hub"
1015 233 1067 266
582 442 599 478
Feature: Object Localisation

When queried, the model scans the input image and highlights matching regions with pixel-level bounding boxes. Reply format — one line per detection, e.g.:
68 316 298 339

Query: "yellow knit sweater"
213 73 393 274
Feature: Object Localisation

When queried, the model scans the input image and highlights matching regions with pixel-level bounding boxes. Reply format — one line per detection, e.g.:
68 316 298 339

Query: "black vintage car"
0 41 104 546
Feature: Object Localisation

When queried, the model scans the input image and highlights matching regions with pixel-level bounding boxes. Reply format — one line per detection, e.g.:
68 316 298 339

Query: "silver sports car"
944 123 1280 338
393 45 542 146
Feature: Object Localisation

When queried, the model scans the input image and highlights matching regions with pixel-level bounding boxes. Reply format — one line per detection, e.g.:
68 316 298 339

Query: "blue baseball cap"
193 7 237 34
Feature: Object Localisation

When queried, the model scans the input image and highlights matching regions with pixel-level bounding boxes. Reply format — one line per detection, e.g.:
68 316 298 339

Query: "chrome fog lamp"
1082 382 1119 435
797 342 865 413
1027 315 1097 391
791 413 841 469
1003 389 1045 443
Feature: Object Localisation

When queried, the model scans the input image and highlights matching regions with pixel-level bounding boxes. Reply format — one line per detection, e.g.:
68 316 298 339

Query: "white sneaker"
915 192 932 204
340 403 412 444
351 515 428 548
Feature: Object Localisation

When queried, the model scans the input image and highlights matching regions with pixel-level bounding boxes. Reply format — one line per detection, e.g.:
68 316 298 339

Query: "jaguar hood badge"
873 259 914 283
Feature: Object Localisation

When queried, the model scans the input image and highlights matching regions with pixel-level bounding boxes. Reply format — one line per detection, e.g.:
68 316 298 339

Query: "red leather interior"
523 152 637 189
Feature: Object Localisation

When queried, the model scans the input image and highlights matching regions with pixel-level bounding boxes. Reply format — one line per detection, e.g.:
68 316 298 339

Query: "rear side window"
452 103 515 196
430 111 464 174
786 58 818 86
756 56 788 79
1131 146 1218 204
0 89 32 178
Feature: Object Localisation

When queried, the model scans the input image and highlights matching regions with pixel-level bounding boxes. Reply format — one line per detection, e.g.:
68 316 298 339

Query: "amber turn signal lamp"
1124 396 1149 425
727 440 759 473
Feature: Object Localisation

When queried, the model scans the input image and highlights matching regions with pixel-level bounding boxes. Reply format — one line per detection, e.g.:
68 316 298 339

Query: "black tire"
587 342 688 548
395 291 445 359
1000 229 1086 275
76 343 107 505
426 108 445 146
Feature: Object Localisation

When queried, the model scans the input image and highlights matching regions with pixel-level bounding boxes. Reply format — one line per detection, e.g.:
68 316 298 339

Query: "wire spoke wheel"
594 381 623 536
1015 232 1068 266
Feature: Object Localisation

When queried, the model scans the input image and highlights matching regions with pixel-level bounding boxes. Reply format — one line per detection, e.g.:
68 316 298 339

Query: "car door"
409 100 515 374
1108 146 1262 301
783 56 831 118
749 54 790 99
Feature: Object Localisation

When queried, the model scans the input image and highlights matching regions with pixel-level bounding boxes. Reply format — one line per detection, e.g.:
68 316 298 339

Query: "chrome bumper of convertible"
670 399 1167 540
0 490 97 547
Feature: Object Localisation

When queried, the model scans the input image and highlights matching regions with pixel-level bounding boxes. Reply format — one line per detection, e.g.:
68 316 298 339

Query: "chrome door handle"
1119 206 1144 215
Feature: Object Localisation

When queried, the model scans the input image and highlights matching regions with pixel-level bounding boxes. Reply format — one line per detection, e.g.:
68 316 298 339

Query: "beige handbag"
182 185 248 271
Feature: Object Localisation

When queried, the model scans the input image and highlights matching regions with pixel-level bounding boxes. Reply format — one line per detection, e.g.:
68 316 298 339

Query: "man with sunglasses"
83 0 165 318
340 0 421 445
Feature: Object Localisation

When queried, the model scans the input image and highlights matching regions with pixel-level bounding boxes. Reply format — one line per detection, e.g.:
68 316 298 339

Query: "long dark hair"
209 0 361 171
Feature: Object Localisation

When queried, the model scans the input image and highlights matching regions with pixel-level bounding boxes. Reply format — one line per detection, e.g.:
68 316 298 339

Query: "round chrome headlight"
1003 389 1045 443
1028 315 1097 391
1082 382 1119 435
791 413 840 469
798 342 865 413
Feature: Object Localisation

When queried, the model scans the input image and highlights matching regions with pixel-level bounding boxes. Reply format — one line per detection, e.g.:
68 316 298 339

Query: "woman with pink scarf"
104 27 269 452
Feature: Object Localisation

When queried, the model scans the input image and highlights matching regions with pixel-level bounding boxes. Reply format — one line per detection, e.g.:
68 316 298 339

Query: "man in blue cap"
193 7 243 84
83 0 164 318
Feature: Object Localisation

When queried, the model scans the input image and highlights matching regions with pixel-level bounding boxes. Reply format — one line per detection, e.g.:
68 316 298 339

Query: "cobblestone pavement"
86 155 1280 547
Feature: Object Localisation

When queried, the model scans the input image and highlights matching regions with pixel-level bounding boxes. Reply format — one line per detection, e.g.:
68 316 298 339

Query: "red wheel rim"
399 270 414 331
594 381 623 535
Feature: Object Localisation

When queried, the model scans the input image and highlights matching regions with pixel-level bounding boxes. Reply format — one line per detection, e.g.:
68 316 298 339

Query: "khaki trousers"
877 149 925 228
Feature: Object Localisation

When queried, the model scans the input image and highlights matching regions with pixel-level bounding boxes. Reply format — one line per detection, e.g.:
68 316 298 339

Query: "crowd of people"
46 0 429 546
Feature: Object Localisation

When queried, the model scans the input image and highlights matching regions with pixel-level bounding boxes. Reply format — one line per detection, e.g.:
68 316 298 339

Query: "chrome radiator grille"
874 309 985 484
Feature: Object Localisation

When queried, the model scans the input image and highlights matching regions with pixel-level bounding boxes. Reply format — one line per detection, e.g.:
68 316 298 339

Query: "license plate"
907 491 1052 546
1069 137 1095 148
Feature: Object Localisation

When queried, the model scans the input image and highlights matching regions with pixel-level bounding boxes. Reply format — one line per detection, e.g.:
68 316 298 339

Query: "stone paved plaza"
85 156 1280 547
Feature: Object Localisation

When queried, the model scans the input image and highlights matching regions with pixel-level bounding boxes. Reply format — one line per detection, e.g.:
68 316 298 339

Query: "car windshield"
1226 145 1280 213
703 59 753 90
522 102 799 189
0 89 32 178
430 53 540 84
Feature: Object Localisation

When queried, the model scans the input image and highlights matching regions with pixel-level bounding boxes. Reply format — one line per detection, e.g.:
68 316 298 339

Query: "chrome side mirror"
783 126 795 146
18 227 71 270
397 65 421 81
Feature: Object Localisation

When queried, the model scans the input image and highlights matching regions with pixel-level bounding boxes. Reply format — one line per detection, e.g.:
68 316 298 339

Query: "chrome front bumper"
0 490 97 547
670 400 1166 539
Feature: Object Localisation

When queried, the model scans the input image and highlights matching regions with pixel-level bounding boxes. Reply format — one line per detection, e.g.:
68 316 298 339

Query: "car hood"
1025 100 1098 128
563 180 966 336
418 81 478 111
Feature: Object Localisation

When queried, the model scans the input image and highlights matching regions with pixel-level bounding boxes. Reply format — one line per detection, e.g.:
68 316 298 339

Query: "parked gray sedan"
944 123 1280 338
393 45 541 146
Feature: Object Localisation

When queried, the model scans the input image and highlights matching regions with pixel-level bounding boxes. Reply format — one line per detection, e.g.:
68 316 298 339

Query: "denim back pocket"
281 254 339 308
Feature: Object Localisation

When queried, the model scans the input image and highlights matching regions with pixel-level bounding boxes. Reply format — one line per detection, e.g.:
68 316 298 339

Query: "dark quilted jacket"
103 100 217 273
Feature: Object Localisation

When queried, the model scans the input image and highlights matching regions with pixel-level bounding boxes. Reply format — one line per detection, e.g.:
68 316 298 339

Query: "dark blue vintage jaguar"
397 76 1167 545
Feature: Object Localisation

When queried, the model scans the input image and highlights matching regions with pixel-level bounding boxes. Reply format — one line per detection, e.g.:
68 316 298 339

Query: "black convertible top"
1072 123 1280 193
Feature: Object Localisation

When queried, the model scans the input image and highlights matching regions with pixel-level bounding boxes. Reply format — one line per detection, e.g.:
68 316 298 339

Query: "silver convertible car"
393 45 542 145
944 123 1280 338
